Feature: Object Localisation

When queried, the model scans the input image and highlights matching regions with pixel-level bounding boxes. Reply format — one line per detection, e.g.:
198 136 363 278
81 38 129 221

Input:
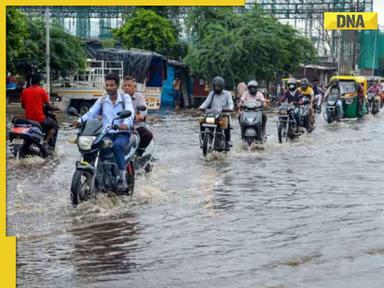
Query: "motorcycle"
277 102 304 143
313 94 322 114
68 107 138 207
367 92 381 115
300 96 314 132
199 108 231 157
239 100 266 146
324 95 340 124
8 106 59 159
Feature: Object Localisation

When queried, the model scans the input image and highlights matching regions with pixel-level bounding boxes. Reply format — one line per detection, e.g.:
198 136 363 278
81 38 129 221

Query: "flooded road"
7 109 384 288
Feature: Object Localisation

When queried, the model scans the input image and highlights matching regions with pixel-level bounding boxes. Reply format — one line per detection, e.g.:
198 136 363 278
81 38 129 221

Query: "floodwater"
6 107 384 288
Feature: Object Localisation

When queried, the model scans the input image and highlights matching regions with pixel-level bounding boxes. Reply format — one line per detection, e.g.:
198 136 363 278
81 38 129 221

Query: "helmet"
212 76 225 94
247 80 258 95
287 78 297 92
300 78 309 89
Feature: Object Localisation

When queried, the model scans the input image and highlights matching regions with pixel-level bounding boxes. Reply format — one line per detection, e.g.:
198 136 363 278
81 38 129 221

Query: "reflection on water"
7 110 384 287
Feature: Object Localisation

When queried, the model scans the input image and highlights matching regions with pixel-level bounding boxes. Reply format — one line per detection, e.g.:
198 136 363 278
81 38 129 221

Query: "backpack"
98 93 126 116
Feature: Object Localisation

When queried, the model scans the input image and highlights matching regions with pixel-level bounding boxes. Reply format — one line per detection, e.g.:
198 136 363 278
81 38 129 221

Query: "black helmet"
31 73 42 85
212 76 225 94
247 80 258 95
287 78 297 92
300 78 309 89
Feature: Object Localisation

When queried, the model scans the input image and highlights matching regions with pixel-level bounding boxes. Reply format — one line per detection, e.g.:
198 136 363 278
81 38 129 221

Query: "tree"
184 6 318 88
8 14 86 79
6 7 30 72
113 9 177 57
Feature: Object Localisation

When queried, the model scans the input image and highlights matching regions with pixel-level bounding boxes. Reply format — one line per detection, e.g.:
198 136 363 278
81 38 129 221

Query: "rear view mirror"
117 110 132 119
136 105 147 112
67 107 80 117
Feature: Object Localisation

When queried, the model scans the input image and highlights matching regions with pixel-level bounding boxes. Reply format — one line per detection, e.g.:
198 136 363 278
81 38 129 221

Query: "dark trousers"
41 117 59 147
136 126 153 149
357 96 364 117
104 133 130 171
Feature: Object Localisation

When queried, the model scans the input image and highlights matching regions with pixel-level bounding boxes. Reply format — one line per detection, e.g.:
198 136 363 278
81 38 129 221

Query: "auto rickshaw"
330 76 368 118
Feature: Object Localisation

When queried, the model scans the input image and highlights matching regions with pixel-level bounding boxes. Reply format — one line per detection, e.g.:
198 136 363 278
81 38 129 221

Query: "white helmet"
247 80 258 88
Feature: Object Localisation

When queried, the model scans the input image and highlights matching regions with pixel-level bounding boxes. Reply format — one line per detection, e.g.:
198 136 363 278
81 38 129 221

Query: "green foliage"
7 11 86 78
113 9 177 57
50 23 87 77
6 7 30 70
101 38 117 48
185 6 318 88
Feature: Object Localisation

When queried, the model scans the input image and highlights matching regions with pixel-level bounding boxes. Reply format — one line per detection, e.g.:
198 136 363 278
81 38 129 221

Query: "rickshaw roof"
331 75 367 83
282 78 300 83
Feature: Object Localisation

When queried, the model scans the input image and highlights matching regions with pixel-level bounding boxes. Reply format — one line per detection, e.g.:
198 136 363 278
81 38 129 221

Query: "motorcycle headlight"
206 117 216 124
78 136 96 150
328 101 336 105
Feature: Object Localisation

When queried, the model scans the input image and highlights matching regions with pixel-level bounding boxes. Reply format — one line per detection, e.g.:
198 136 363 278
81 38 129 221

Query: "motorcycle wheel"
202 133 209 157
372 102 379 115
326 112 334 124
70 170 93 207
278 122 285 144
125 162 135 196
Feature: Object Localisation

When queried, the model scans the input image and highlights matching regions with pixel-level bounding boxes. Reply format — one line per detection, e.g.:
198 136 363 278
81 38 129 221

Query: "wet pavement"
7 108 384 288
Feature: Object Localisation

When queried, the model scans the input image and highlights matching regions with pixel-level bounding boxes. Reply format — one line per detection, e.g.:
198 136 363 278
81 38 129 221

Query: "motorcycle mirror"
117 110 132 119
67 107 80 117
136 105 147 112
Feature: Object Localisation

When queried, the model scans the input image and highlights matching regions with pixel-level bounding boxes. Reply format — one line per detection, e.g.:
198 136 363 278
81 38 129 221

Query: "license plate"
12 138 24 145
202 124 217 128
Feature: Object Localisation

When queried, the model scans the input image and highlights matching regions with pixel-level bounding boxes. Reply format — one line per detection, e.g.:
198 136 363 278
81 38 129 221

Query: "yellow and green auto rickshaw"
330 76 368 118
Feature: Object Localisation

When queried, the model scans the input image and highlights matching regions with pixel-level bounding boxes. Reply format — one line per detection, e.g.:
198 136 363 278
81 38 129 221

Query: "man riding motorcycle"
73 73 134 190
198 76 234 149
240 80 267 136
20 73 59 149
298 78 315 132
123 75 153 157
324 78 343 121
279 77 305 132
368 79 381 99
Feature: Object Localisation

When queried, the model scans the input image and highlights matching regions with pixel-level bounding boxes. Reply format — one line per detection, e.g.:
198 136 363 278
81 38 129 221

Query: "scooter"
324 95 340 124
9 118 48 159
8 106 59 159
239 100 266 146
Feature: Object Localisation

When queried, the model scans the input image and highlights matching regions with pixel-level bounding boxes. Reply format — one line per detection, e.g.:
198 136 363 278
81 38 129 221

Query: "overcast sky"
373 0 384 26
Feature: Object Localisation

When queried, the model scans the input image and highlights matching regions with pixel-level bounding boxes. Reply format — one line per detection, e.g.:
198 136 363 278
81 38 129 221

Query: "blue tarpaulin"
161 64 175 107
